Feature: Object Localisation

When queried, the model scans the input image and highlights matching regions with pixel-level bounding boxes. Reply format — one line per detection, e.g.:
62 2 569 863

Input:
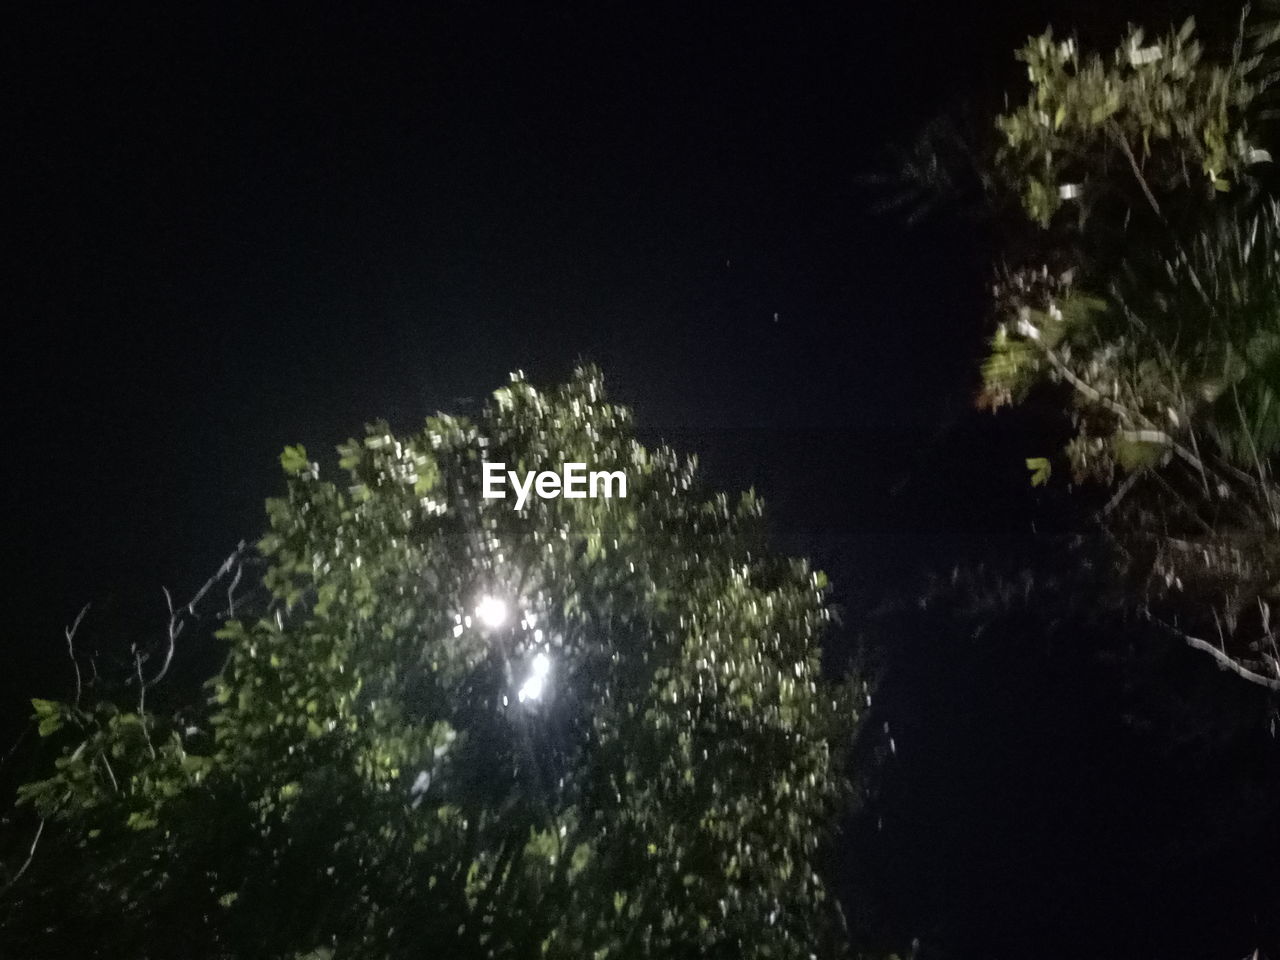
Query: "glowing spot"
476 596 508 628
518 675 544 703
532 652 550 677
517 652 552 703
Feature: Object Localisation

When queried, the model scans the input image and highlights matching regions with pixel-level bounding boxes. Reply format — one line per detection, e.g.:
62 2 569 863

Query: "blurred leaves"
959 8 1280 689
2 367 855 959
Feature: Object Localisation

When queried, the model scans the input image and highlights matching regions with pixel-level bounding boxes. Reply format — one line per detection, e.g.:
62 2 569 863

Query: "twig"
1027 331 1135 424
133 648 157 760
1107 120 1164 220
226 561 244 620
1103 469 1144 515
64 603 90 710
152 584 185 693
148 541 249 691
1144 610 1280 690
1033 335 1214 480
1 818 45 895
97 752 120 794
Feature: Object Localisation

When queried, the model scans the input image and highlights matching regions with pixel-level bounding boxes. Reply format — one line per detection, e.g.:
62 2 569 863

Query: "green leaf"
413 460 439 495
279 444 309 474
1025 457 1052 487
37 715 63 737
32 699 63 737
337 440 362 471
126 812 158 831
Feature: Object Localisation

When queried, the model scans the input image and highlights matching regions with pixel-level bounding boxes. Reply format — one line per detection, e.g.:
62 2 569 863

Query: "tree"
919 8 1280 691
2 367 854 959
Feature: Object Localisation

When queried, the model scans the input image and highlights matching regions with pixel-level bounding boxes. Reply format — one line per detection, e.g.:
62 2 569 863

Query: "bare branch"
152 585 183 692
226 560 244 620
1102 469 1144 515
133 647 157 760
0 819 45 896
133 645 146 715
1032 335 1216 482
1144 611 1280 690
63 603 90 710
1107 119 1164 221
97 752 120 794
1032 332 1139 425
146 541 249 692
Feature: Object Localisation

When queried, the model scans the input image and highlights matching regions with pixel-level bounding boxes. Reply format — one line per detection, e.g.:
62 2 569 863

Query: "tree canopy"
3 367 853 959
897 8 1280 691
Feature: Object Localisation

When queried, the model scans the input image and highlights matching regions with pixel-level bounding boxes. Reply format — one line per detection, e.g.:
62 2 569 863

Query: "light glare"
518 652 553 703
518 674 545 703
476 596 508 628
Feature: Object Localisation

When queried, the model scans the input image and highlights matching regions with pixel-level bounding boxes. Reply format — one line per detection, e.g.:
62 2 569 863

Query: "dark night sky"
12 2 1278 958
10 0 1169 633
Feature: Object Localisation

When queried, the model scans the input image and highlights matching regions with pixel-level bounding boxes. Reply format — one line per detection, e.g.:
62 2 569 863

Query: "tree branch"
148 541 249 692
64 603 90 710
1107 119 1164 221
1027 329 1216 482
1143 610 1280 690
0 818 45 896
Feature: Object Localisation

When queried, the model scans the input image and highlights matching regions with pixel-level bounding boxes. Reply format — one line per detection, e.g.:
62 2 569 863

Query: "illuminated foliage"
995 19 1258 228
976 10 1280 689
4 367 853 959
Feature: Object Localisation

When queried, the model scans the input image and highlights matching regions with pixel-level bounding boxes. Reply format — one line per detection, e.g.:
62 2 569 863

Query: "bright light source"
531 652 550 677
518 674 545 703
475 596 508 629
517 652 552 703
